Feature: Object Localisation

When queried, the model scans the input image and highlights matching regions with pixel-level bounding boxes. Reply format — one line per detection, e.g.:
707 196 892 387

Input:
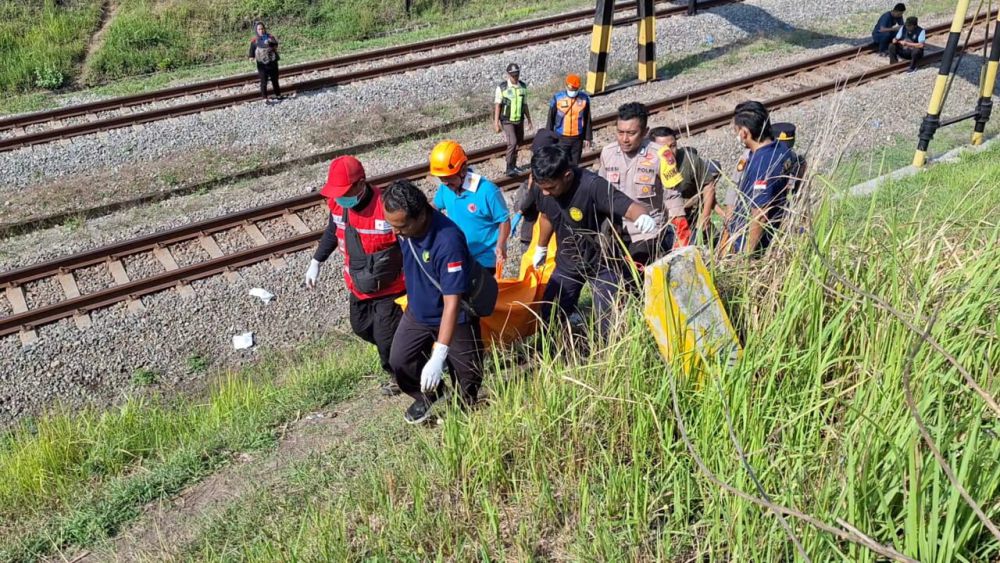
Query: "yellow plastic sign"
657 145 683 190
643 246 741 382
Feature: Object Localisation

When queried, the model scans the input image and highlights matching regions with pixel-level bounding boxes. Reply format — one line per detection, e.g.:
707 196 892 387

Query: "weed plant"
0 0 105 93
0 339 372 560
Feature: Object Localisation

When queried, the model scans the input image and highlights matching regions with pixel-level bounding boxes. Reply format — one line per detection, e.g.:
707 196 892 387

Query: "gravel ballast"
0 0 992 427
0 0 903 190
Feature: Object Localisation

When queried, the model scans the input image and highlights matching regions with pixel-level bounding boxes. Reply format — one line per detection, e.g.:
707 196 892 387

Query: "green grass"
828 116 1000 187
0 0 106 93
177 145 998 560
130 367 159 386
0 337 374 561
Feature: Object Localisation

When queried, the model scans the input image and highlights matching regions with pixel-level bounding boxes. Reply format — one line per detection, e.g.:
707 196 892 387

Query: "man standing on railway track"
495 63 534 176
599 102 689 266
872 3 906 56
304 156 406 396
428 140 511 275
249 22 282 102
546 73 592 165
382 180 486 425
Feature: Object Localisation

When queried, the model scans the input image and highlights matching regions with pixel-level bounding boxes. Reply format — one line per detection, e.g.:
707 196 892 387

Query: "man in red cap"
546 73 592 165
305 155 406 395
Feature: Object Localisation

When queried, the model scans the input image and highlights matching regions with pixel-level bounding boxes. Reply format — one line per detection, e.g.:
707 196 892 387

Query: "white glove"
532 245 548 269
304 259 322 288
634 214 656 234
420 343 449 393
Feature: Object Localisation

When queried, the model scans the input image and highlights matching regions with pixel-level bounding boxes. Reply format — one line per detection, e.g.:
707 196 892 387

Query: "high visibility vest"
551 91 589 137
498 81 527 123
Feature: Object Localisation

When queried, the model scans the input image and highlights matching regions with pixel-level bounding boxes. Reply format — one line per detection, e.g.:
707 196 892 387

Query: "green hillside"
0 0 582 94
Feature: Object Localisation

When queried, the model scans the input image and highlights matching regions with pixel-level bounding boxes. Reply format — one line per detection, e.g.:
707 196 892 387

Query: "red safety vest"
327 186 406 299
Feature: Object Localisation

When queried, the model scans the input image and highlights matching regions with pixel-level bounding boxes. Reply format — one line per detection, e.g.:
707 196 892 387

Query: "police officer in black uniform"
528 145 657 334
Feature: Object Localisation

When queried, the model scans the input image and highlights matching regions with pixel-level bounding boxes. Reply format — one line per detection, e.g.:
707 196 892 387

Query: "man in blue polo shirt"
873 3 906 56
429 140 511 274
721 101 794 256
382 179 484 425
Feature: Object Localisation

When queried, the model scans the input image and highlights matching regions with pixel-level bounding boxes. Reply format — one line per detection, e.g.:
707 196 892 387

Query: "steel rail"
0 0 741 153
0 31 991 338
0 1 643 132
0 234 318 335
0 18 983 287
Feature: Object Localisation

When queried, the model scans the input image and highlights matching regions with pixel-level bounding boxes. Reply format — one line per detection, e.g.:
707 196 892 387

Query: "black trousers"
540 264 627 336
558 135 584 165
889 44 924 70
502 121 525 171
389 311 483 404
257 62 281 98
349 293 404 374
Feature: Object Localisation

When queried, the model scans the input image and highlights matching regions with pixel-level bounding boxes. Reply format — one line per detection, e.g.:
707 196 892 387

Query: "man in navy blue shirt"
382 179 483 424
721 101 794 256
873 3 906 56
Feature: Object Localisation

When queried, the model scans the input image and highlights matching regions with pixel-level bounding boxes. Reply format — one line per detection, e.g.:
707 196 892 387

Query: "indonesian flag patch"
447 261 463 273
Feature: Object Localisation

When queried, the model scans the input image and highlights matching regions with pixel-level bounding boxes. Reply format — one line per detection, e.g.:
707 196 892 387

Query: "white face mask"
566 89 579 98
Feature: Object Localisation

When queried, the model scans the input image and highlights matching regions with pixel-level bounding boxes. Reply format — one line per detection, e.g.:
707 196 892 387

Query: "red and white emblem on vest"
447 261 463 273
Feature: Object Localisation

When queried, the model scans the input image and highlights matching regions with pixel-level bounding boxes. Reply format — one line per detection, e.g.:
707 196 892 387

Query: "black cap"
773 122 796 147
905 16 918 25
530 129 559 154
506 63 520 74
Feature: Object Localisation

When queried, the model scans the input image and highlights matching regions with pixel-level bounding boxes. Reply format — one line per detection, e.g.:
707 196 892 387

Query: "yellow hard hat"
429 140 468 177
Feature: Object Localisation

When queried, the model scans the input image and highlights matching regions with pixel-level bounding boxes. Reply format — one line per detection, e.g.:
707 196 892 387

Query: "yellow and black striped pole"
638 0 656 82
914 0 972 166
587 0 615 94
972 10 1000 144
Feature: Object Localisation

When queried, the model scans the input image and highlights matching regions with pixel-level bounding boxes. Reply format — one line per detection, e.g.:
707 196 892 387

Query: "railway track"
1 17 993 344
5 13 987 240
0 0 742 154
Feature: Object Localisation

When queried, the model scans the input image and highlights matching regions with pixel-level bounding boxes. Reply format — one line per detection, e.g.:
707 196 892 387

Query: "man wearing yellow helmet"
429 140 511 274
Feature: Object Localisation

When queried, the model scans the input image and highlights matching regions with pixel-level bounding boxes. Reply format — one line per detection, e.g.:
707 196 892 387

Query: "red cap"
320 156 366 199
566 73 581 89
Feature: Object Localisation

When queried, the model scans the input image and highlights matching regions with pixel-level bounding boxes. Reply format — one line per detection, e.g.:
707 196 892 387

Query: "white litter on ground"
232 332 255 350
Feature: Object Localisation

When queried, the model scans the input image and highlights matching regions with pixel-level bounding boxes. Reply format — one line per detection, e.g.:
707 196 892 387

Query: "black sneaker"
380 380 401 396
404 397 434 424
504 168 518 177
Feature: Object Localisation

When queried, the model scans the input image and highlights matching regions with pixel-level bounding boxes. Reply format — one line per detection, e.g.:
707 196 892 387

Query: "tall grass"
0 338 374 561
181 146 1000 560
0 0 105 92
